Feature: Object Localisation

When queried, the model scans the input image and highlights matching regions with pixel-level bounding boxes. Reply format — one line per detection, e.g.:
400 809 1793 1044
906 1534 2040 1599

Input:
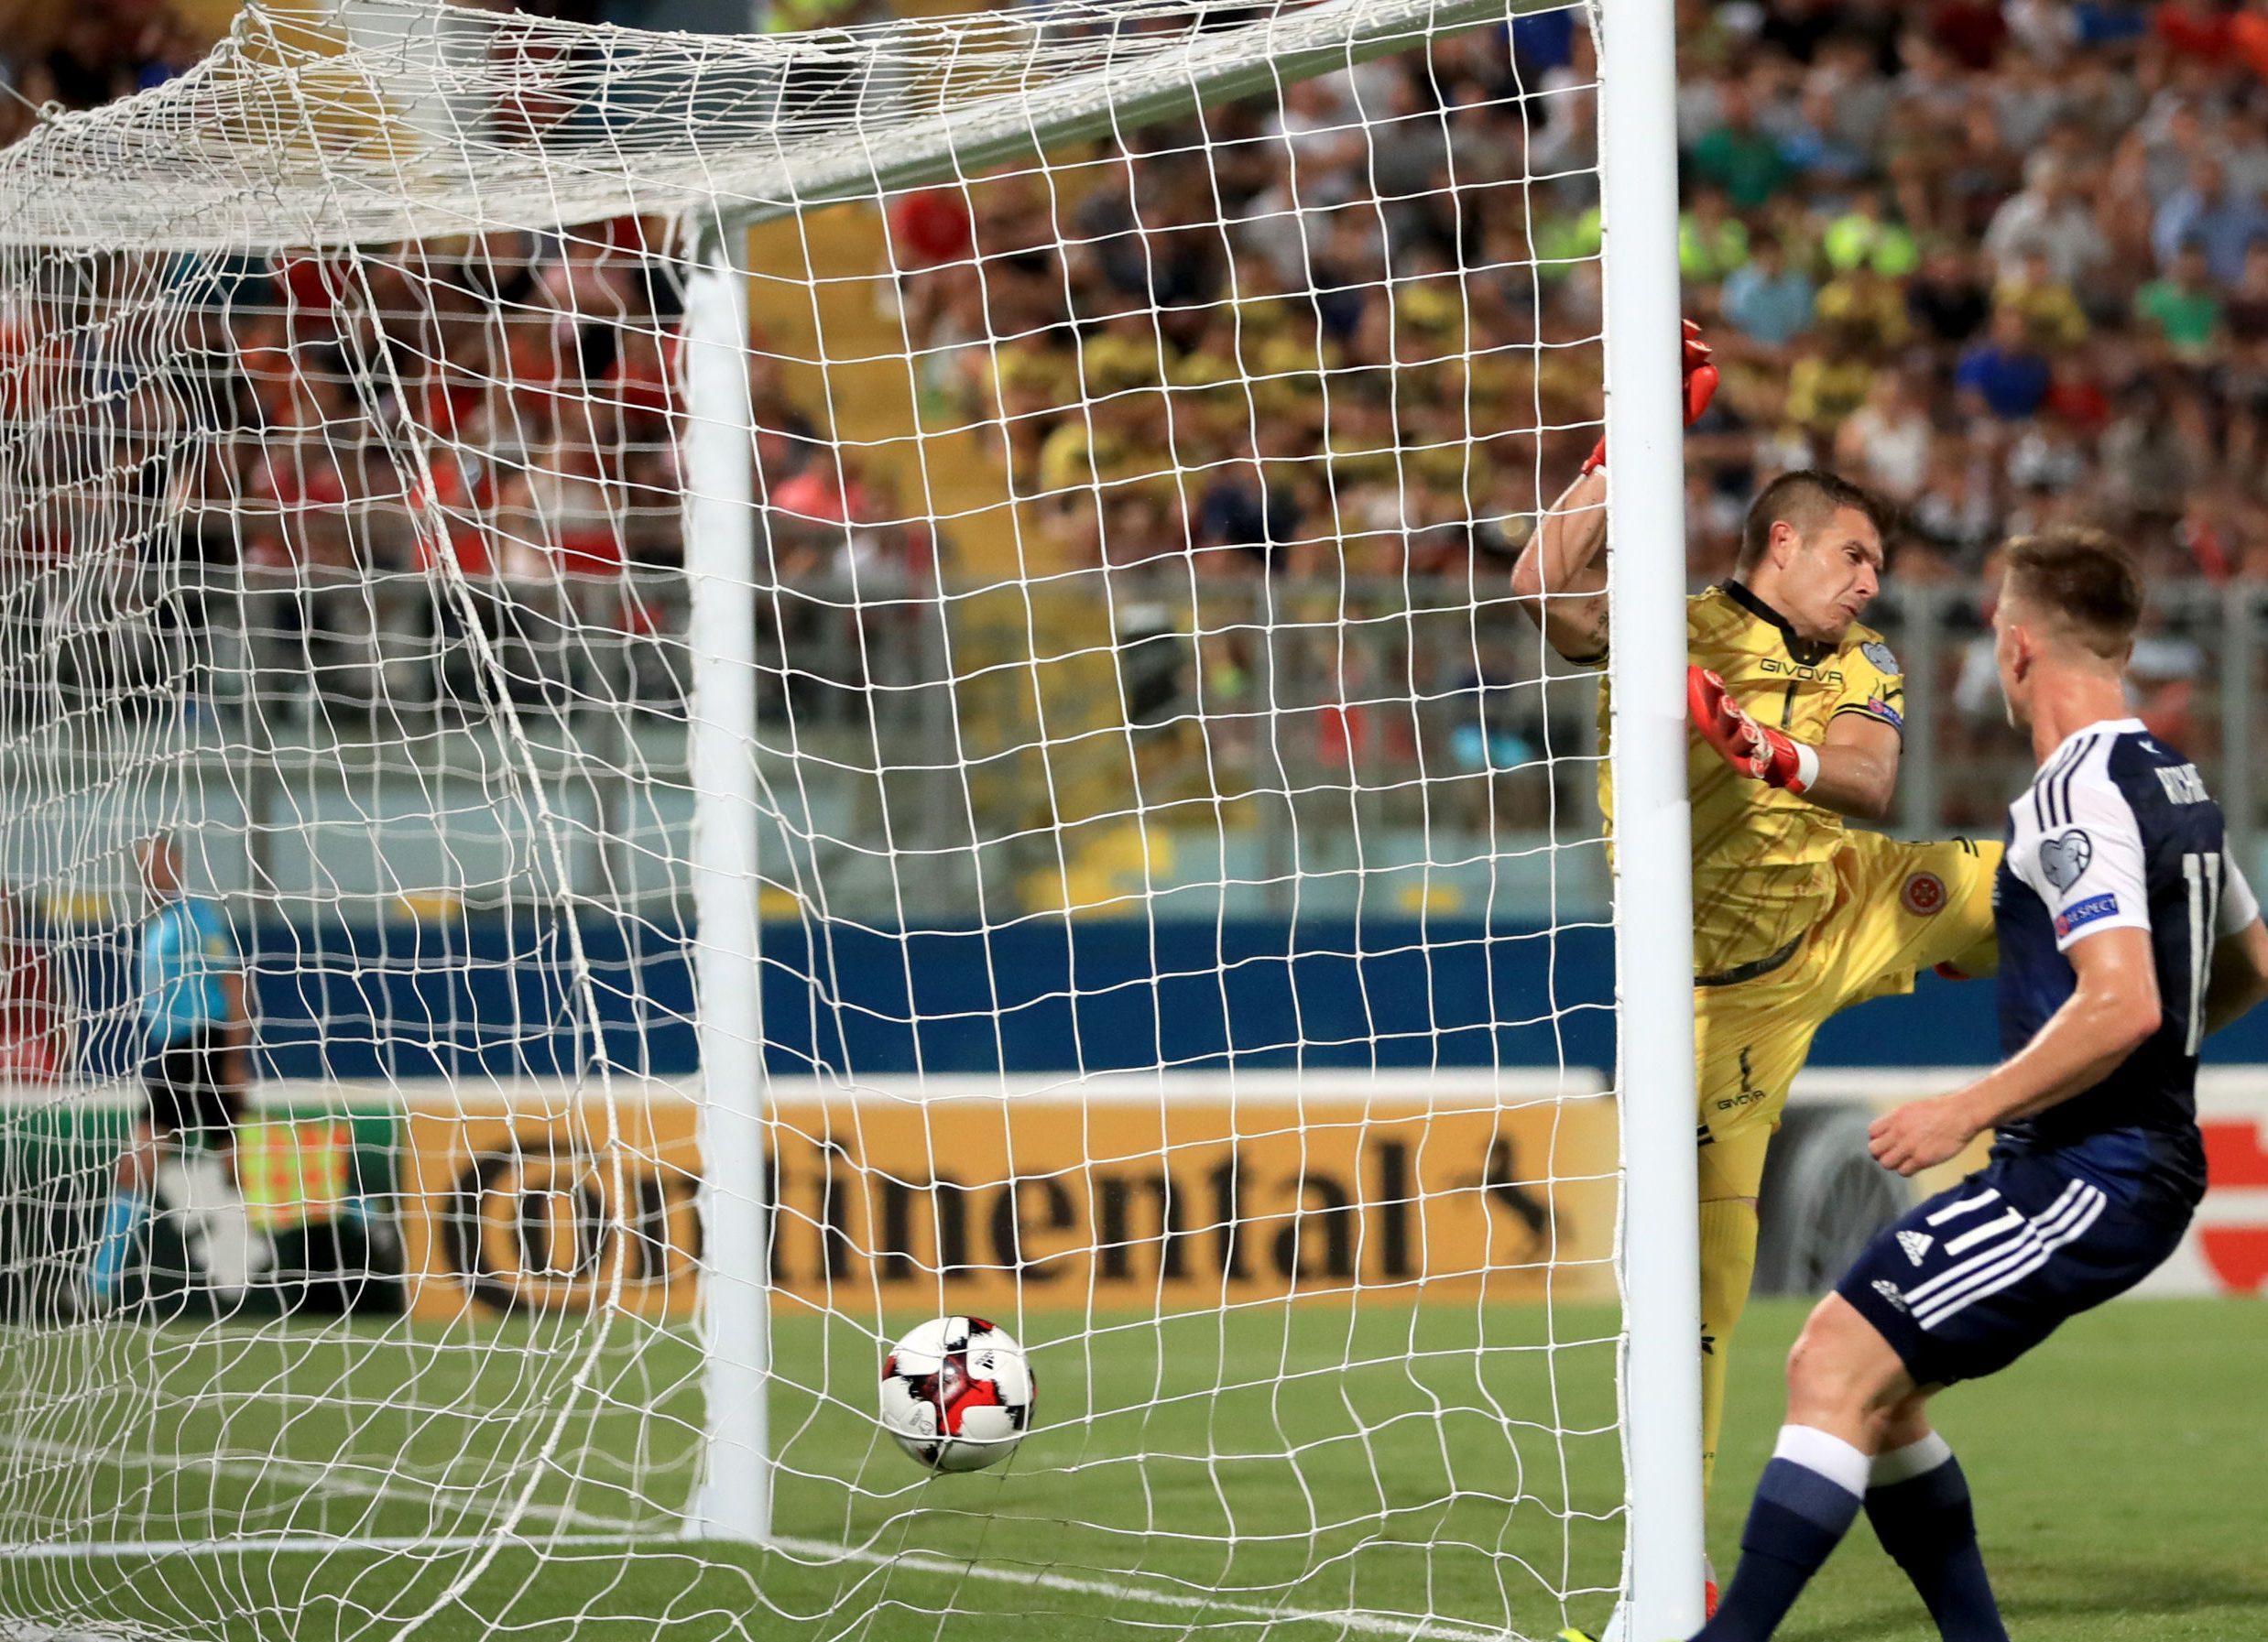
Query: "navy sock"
1696 1427 1867 1641
1866 1436 2008 1642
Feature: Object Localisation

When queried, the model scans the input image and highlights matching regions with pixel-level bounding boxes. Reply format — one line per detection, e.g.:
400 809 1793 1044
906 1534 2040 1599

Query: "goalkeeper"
1510 326 2001 1505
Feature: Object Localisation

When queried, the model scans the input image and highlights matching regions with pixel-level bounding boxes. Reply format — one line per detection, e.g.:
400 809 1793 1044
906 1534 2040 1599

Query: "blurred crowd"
884 20 1569 588
1661 0 2266 776
886 0 2268 596
850 0 2268 805
1674 0 2268 590
7 0 2267 788
0 0 205 145
6 222 706 723
0 2 942 727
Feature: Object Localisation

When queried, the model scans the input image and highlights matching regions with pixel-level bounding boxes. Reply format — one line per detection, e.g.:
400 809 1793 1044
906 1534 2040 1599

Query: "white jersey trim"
2220 853 2260 937
1912 1179 2108 1332
2007 730 2152 953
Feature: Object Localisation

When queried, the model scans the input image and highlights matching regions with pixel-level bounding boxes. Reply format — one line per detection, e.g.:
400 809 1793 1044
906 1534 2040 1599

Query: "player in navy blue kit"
1670 529 2268 1642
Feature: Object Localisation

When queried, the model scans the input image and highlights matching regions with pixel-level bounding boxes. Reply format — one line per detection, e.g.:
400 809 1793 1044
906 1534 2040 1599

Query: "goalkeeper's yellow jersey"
1597 582 1906 982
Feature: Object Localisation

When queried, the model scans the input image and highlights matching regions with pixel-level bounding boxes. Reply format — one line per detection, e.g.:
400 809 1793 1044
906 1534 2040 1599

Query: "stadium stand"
5 0 2266 886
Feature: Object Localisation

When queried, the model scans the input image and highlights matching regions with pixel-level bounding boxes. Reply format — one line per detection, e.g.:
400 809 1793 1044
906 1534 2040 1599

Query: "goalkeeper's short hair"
1736 470 1892 573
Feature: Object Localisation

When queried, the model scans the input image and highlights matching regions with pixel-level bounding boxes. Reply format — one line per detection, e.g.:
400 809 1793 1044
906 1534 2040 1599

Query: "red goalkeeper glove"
1688 666 1817 795
1582 319 1720 475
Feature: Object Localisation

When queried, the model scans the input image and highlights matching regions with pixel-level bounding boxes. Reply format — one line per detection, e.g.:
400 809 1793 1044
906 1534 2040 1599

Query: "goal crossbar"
699 0 1558 235
0 0 1551 252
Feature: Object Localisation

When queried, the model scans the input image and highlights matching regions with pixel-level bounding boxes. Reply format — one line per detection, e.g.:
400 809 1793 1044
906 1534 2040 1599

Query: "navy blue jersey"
1994 718 2258 1211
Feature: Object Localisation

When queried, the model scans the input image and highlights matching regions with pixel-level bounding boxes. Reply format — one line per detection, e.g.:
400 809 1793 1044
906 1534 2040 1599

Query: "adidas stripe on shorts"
1837 1148 2192 1387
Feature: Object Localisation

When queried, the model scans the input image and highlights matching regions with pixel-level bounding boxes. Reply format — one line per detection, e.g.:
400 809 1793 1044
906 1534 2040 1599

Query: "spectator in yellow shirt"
1813 266 1911 356
1785 334 1878 437
1079 311 1166 397
1991 249 2088 350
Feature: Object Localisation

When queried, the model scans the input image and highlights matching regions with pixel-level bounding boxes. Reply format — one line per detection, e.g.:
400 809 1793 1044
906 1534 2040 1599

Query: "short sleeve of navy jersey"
2006 749 2152 951
2223 853 2261 935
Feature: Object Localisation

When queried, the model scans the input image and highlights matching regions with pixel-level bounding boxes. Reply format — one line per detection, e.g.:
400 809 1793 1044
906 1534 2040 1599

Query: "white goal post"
0 0 1699 1636
1594 0 1706 1635
680 212 773 1546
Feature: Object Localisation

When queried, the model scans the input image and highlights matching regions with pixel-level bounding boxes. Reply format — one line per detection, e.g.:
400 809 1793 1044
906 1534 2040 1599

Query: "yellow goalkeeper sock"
1698 1195 1761 1495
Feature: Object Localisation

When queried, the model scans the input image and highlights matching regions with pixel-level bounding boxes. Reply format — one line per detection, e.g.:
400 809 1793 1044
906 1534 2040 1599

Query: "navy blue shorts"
1837 1150 2190 1387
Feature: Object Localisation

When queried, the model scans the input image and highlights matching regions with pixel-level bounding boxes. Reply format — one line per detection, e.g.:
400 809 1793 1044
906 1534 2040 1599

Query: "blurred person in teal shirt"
1721 231 1815 347
89 833 251 1303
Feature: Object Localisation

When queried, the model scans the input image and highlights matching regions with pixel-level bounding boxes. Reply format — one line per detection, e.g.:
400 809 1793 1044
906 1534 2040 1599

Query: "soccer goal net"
0 0 1700 1637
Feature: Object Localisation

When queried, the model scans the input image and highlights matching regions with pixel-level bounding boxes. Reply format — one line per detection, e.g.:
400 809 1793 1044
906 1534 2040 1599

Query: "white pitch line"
0 1439 1529 1639
0 1531 629 1560
1 1525 1517 1639
0 1431 627 1535
768 1533 1513 1640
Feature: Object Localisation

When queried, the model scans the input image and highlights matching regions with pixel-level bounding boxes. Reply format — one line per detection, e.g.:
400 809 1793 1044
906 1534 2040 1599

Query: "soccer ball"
879 1315 1035 1473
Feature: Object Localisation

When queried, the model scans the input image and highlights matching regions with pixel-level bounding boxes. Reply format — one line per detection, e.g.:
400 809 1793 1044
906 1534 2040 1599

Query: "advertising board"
394 1071 1619 1320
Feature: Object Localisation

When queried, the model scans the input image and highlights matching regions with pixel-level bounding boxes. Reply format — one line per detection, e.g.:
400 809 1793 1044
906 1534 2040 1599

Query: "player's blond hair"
2001 527 2143 660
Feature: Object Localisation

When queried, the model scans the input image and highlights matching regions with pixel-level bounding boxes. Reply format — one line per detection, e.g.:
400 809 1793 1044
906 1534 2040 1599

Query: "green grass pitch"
1 1297 2262 1640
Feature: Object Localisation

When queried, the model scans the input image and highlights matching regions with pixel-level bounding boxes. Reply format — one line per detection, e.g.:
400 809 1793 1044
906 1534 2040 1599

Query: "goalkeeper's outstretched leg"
1692 1009 1818 1493
1691 832 2001 1493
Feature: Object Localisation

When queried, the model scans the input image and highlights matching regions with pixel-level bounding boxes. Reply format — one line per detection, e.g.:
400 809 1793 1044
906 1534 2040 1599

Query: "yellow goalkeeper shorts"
1694 832 2001 1204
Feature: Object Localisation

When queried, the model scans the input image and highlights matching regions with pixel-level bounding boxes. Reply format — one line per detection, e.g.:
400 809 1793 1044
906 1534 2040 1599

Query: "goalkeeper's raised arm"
1509 319 1717 664
1510 331 1896 822
1510 465 1612 663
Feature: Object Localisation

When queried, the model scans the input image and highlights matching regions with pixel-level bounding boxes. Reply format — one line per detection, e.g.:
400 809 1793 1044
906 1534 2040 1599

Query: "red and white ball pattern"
879 1315 1035 1473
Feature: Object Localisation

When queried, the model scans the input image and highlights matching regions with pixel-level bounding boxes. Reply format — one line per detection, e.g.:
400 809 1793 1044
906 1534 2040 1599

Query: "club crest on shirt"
2040 828 2092 891
1901 872 1946 916
1859 640 1899 675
